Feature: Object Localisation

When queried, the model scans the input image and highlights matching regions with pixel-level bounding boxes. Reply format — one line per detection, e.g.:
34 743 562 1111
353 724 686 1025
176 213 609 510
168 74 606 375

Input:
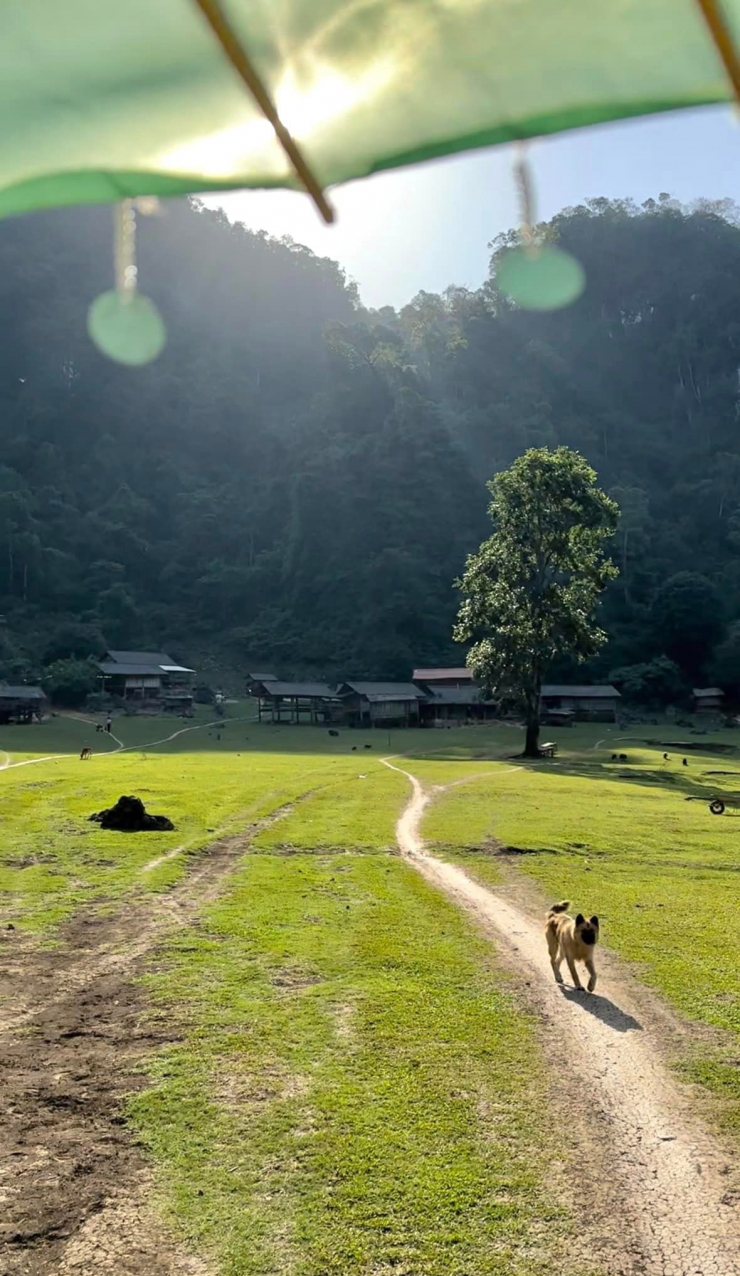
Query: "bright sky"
207 105 740 311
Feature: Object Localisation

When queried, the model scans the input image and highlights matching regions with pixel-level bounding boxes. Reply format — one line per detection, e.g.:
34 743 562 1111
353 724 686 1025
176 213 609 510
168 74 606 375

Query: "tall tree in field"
455 447 619 757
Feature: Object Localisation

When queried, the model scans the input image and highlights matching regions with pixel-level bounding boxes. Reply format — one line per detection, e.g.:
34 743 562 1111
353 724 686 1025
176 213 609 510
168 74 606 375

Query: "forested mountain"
0 193 739 695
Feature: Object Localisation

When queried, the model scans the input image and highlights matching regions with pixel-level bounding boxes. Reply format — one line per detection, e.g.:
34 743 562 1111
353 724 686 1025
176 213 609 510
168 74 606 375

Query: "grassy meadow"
0 708 394 931
421 720 740 1133
9 706 740 1269
0 709 436 931
0 708 584 1276
132 840 567 1276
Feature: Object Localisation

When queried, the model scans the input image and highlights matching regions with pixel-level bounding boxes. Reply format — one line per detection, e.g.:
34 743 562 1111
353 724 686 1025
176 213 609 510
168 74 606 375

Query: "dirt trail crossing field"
0 712 257 775
382 757 740 1276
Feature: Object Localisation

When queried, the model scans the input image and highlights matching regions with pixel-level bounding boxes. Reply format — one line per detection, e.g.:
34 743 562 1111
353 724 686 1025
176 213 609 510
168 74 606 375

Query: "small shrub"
42 657 99 709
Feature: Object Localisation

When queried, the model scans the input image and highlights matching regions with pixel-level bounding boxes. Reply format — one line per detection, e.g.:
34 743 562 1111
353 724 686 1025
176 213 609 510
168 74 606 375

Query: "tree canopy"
455 447 618 755
0 194 738 699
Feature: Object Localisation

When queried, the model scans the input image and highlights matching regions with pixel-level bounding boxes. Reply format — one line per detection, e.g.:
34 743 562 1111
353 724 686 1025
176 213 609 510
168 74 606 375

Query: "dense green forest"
0 193 739 700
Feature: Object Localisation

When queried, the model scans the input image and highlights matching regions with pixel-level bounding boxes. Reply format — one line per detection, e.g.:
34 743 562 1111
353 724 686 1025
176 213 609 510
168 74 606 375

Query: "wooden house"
541 684 621 723
0 684 46 723
693 687 724 712
338 682 426 728
420 684 496 726
253 680 340 724
97 650 195 711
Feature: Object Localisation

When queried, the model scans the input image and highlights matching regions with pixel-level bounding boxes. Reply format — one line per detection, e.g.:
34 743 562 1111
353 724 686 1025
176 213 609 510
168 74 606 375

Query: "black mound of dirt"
88 794 175 831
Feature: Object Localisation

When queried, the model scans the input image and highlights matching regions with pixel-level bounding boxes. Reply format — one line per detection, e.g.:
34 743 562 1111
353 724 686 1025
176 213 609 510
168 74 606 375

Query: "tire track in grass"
0 798 300 1037
0 798 297 1276
381 756 740 1276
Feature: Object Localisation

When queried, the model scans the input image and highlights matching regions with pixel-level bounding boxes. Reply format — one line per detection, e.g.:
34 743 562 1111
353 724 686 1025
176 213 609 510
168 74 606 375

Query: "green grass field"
0 709 426 931
9 707 740 1270
131 847 568 1276
0 709 586 1275
421 720 740 1133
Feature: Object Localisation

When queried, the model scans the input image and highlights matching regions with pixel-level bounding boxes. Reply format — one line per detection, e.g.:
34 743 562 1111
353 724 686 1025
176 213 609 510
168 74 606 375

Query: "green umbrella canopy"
3 0 739 222
11 0 740 359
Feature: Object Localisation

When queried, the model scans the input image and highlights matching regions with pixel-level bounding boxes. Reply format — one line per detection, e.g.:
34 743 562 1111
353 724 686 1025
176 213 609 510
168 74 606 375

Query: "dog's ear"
575 913 585 926
590 915 599 927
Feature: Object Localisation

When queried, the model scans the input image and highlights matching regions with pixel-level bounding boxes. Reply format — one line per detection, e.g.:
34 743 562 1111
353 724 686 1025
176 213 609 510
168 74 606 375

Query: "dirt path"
383 757 740 1276
0 803 290 1276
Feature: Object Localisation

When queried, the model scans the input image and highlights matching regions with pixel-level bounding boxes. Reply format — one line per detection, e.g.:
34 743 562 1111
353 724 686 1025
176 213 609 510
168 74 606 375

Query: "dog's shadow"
560 986 642 1032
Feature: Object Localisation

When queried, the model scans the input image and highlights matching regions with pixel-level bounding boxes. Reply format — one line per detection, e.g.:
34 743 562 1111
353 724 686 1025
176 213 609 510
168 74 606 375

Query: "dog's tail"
547 900 570 915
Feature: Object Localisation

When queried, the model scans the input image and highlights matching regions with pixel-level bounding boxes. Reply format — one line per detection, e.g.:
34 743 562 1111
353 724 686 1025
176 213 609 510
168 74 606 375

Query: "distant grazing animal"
545 900 599 992
663 753 669 760
364 743 372 749
95 723 104 733
619 753 627 761
611 753 617 761
683 757 688 766
351 746 357 751
80 747 92 760
328 729 339 737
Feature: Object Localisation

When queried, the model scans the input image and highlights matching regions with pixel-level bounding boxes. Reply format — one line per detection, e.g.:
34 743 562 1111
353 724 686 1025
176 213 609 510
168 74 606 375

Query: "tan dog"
545 901 599 992
80 747 92 760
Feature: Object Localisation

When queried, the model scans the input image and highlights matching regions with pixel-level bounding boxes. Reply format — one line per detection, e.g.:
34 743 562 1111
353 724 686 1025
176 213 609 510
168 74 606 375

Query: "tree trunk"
523 693 541 758
524 715 540 757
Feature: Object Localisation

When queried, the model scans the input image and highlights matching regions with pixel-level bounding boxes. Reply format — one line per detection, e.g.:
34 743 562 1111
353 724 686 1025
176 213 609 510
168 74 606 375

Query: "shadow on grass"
560 985 642 1032
0 718 484 758
520 752 738 807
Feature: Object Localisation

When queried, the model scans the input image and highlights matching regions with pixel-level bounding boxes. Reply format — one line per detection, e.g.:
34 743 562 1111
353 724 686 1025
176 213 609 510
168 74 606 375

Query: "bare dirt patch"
0 810 292 1276
383 757 740 1276
330 1001 356 1046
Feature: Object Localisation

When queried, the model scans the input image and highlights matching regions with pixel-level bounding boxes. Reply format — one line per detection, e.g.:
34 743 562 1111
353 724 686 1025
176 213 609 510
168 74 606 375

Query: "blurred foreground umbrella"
3 0 739 354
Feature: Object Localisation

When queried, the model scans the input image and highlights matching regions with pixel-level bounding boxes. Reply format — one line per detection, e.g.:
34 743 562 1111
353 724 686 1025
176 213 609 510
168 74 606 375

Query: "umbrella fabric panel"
0 0 734 218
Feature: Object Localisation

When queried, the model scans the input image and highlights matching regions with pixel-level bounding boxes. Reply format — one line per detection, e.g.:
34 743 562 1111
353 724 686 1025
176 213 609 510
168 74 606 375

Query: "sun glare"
155 58 394 181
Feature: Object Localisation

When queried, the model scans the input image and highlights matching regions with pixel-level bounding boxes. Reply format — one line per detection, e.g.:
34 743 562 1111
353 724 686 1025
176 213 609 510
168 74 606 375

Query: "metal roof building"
98 649 195 710
254 680 339 725
338 681 425 727
412 667 473 685
541 684 621 723
0 684 46 723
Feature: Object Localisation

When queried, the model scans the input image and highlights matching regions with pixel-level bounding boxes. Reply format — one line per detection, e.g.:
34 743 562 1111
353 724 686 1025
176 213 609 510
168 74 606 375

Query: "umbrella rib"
191 0 335 223
694 0 740 100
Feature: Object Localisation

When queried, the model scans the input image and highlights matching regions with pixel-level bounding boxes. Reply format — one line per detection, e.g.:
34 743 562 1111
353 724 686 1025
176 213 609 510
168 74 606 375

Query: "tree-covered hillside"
0 194 739 695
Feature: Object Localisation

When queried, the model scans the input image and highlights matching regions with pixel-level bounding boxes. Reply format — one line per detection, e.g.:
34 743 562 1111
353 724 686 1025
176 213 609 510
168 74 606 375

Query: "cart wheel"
710 799 725 815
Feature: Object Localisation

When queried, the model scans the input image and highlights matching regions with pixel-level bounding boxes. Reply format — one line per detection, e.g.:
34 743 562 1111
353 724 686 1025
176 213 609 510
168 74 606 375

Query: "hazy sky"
207 105 740 310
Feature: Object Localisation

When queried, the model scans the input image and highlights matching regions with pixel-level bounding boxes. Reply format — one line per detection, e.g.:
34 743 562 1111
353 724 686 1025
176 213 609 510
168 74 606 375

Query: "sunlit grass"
422 722 740 1133
130 847 574 1276
0 711 409 931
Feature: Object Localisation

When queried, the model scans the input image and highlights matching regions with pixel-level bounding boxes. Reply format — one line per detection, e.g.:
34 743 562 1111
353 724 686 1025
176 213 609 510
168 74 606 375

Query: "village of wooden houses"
0 649 726 729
